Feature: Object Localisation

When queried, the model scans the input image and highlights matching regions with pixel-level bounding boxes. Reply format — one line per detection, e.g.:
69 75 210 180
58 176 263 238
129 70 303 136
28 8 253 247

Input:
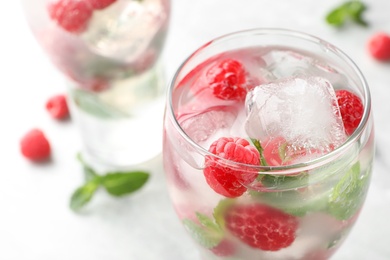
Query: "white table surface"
1 0 390 259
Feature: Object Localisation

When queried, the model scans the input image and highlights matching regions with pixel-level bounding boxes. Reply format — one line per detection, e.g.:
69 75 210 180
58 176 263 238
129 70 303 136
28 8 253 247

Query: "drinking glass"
21 0 170 167
163 28 374 259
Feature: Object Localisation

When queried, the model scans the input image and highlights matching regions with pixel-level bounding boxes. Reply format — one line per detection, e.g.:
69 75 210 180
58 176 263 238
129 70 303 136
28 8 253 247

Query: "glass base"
68 61 166 168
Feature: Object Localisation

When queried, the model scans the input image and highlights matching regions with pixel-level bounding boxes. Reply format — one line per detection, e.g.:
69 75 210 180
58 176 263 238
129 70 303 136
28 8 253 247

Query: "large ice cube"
245 76 347 164
260 49 348 89
82 0 167 63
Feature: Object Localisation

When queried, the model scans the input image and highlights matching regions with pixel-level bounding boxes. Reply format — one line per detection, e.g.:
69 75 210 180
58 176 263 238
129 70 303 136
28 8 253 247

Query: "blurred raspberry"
46 94 70 120
87 0 117 10
48 0 93 33
20 129 51 162
368 32 390 61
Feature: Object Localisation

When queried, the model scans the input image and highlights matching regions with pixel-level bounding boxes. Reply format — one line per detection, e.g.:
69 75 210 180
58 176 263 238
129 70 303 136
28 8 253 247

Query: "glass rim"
166 27 371 172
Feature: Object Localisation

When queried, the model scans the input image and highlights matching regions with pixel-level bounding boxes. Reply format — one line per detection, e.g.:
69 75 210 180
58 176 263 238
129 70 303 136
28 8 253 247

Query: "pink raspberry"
206 59 248 101
210 239 235 257
368 32 390 61
335 90 364 135
46 94 70 120
20 129 51 162
87 0 117 10
204 137 260 198
225 203 298 251
48 0 93 33
263 137 287 166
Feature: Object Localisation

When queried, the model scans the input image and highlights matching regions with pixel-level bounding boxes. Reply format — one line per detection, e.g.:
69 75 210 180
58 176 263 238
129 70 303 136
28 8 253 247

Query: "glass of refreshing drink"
163 28 374 259
21 0 170 166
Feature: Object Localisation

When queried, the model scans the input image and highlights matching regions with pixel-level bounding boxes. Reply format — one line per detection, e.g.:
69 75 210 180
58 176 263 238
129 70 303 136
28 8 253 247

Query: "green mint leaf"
252 190 329 217
71 89 129 119
326 7 347 27
182 219 222 249
259 172 309 190
213 199 236 228
70 177 101 211
196 212 221 233
345 1 368 26
76 153 99 182
326 1 368 27
101 171 149 197
250 138 268 166
328 162 368 220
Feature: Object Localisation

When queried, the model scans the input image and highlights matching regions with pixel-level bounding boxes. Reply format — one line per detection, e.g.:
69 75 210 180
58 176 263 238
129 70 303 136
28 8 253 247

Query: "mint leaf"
213 199 235 228
101 171 149 196
259 172 309 190
70 154 150 211
328 162 368 220
250 138 268 166
76 153 98 182
70 177 101 211
253 190 329 217
182 212 225 249
326 1 368 27
196 212 221 234
71 89 129 119
182 219 222 249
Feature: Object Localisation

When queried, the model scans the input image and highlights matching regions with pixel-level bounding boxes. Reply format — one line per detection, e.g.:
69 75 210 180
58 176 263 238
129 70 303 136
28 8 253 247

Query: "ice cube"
245 76 347 164
260 49 348 89
81 0 168 63
179 106 238 145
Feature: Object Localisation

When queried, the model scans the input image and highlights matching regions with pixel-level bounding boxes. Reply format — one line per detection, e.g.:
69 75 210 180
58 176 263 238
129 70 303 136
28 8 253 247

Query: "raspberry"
210 239 235 257
367 32 390 61
204 137 260 198
206 59 247 101
263 137 287 166
225 203 298 251
87 0 117 10
46 94 70 120
20 129 51 161
335 90 364 135
48 0 93 33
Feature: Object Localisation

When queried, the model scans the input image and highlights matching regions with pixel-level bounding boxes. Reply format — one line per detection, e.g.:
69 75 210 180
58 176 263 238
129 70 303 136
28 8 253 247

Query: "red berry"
204 137 260 198
263 137 286 166
206 59 247 101
368 32 390 61
335 90 364 135
225 203 298 251
87 0 117 10
48 0 93 33
20 129 51 161
46 94 70 120
210 239 235 257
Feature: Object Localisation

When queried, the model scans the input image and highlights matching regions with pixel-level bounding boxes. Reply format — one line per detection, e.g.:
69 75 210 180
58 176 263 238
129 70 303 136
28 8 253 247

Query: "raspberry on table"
206 59 248 101
87 0 117 10
46 94 70 120
367 32 390 61
48 0 93 33
20 129 51 162
335 90 364 135
224 203 298 251
204 137 260 198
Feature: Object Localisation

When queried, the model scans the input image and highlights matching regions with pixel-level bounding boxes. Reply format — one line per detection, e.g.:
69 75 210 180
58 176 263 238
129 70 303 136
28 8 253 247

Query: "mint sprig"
182 212 223 249
326 1 368 27
70 154 150 211
328 162 369 220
